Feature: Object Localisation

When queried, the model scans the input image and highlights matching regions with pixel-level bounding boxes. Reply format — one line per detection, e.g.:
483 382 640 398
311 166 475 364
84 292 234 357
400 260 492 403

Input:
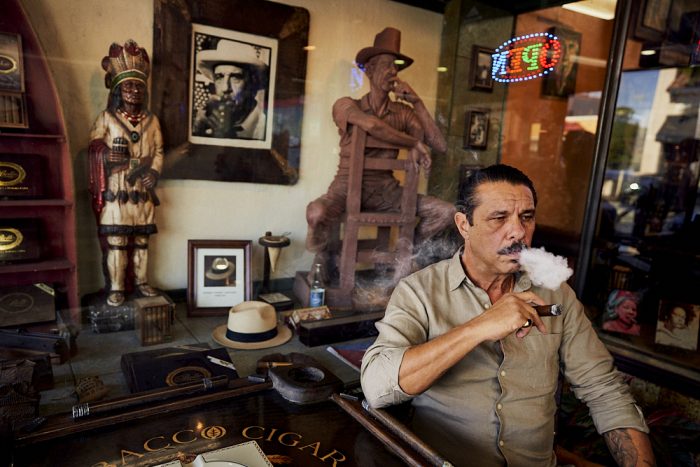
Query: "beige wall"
20 0 444 294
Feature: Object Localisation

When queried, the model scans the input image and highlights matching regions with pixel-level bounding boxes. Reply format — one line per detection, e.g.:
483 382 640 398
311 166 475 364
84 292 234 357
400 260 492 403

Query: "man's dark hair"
455 164 537 225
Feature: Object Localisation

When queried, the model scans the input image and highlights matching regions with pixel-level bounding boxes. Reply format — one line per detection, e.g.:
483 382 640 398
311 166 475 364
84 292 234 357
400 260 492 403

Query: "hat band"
112 70 147 90
226 326 278 343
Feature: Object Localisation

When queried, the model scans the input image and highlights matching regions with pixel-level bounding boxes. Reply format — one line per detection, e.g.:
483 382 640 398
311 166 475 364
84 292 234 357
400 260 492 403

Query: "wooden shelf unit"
0 0 78 310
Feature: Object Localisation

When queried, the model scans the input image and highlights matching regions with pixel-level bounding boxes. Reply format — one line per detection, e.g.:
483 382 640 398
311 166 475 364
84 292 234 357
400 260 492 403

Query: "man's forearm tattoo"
603 429 653 467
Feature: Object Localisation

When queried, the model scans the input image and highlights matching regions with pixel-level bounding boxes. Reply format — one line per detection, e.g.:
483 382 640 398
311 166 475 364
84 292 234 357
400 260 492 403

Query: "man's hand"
470 292 547 341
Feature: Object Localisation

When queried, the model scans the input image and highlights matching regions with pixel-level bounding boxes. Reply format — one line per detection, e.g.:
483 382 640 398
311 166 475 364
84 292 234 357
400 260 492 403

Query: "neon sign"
491 32 561 83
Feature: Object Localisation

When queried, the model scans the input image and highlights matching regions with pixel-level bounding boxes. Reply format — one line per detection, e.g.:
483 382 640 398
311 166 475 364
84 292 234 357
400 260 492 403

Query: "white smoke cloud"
519 247 573 290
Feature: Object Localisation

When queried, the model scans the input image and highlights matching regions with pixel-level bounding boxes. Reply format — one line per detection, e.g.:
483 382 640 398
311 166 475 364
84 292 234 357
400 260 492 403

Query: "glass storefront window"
431 1 618 272
581 1 700 388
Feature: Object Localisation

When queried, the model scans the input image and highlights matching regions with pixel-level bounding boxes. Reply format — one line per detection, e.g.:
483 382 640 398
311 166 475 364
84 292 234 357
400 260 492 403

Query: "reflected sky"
616 69 659 125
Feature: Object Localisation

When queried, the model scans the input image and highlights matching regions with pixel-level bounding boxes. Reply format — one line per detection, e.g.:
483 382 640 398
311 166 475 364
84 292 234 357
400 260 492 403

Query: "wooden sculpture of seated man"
305 27 455 285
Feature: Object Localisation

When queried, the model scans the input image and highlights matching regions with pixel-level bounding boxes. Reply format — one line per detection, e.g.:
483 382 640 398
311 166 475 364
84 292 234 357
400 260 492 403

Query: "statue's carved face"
121 80 146 108
365 54 398 93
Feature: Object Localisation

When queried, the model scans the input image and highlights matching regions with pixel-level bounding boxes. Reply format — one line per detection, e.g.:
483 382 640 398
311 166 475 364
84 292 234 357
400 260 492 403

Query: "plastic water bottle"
309 263 325 307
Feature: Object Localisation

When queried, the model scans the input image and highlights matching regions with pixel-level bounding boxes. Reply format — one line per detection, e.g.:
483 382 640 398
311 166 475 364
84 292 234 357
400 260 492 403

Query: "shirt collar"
447 248 533 292
447 249 468 291
359 93 397 117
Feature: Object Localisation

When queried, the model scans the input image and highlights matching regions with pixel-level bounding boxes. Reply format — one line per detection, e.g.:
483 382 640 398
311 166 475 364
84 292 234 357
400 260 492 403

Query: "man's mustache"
497 242 527 255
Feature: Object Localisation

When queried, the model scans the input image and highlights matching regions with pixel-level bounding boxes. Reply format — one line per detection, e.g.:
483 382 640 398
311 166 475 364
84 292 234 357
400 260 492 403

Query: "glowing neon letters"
491 32 561 83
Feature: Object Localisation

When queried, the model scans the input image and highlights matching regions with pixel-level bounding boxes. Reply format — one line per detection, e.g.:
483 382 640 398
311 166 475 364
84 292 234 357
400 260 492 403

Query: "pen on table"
207 355 237 371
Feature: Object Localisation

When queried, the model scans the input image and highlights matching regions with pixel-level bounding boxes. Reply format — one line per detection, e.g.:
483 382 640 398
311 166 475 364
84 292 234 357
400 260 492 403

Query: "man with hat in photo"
305 27 455 280
88 39 163 307
193 39 269 140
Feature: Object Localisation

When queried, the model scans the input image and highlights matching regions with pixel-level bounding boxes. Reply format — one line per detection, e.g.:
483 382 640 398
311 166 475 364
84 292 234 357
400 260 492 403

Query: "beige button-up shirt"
361 252 648 467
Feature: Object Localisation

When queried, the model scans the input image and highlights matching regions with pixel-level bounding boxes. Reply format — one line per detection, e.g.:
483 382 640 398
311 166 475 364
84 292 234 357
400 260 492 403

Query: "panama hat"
205 257 235 281
213 301 292 350
197 39 268 82
355 27 413 70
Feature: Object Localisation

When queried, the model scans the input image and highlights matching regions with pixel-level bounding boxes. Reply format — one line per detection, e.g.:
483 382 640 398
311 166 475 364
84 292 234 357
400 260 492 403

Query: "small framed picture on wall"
470 45 494 92
464 110 489 149
654 300 699 351
601 289 641 336
187 239 252 316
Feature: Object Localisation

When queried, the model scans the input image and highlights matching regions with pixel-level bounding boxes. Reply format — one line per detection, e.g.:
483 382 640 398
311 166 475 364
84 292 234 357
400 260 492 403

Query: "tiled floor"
38 302 365 417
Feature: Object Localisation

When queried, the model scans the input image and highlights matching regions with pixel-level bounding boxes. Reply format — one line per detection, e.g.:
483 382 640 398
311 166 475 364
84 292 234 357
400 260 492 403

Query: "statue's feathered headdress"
101 39 150 90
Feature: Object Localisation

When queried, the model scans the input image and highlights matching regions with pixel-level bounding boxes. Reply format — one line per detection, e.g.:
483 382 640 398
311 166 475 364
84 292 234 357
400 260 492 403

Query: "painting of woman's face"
616 299 638 325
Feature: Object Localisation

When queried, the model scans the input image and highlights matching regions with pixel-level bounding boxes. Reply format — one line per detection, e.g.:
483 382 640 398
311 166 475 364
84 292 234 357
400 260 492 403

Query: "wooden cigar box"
0 153 44 199
297 310 383 347
0 217 41 262
0 283 56 328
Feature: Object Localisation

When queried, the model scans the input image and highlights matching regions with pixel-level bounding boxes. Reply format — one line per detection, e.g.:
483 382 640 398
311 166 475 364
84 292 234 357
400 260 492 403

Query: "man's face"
458 181 536 276
366 54 398 93
213 64 247 101
120 80 145 107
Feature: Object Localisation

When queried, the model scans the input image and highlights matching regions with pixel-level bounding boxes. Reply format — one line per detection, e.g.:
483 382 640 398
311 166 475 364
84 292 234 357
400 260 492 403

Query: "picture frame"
541 26 581 99
464 110 489 149
187 239 252 317
152 0 309 186
633 0 671 43
654 300 699 351
188 23 277 150
470 45 494 92
601 289 641 336
0 32 25 93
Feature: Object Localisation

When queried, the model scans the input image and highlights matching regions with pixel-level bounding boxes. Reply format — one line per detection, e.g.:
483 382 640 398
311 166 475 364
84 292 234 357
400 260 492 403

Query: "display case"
0 0 78 312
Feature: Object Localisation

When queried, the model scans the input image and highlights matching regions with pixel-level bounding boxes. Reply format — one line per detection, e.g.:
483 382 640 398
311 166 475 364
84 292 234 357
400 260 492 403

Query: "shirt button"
497 403 503 410
483 303 490 308
500 370 506 377
499 440 504 447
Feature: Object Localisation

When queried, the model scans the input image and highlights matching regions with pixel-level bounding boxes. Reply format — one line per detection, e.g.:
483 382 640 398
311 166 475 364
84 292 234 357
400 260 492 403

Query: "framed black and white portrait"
189 24 277 150
187 239 252 316
464 110 489 149
470 46 494 92
152 0 309 185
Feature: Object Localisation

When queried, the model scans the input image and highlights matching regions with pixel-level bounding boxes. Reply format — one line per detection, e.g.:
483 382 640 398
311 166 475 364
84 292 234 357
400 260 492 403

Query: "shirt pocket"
516 317 563 390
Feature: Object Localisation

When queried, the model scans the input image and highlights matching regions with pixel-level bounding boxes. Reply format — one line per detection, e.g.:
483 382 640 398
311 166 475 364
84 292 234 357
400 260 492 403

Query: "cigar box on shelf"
0 218 42 263
0 283 55 328
297 310 383 347
0 154 44 199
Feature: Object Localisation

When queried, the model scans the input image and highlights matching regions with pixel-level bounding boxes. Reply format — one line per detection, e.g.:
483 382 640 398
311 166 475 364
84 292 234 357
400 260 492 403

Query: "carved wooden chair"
331 126 419 306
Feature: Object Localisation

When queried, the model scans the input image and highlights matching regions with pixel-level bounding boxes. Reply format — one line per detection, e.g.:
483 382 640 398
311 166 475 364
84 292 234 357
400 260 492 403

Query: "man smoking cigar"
361 164 654 466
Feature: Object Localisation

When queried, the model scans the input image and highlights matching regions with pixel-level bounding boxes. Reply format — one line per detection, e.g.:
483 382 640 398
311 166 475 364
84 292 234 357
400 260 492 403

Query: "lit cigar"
534 304 562 316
